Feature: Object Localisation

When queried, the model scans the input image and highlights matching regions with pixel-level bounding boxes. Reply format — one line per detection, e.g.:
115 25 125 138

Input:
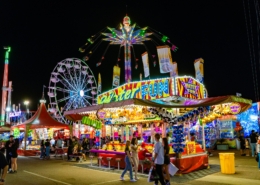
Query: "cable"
243 0 259 101
247 0 259 101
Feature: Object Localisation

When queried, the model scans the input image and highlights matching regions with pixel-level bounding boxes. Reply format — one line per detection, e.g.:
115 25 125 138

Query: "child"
245 139 250 156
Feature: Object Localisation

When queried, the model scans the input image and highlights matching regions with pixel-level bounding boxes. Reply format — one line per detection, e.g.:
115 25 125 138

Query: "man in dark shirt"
0 152 8 184
4 135 14 171
250 130 257 157
238 133 246 156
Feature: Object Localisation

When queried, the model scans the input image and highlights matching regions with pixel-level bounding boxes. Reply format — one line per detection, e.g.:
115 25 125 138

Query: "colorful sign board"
96 109 107 120
175 77 204 99
98 78 174 104
186 141 196 154
229 103 241 114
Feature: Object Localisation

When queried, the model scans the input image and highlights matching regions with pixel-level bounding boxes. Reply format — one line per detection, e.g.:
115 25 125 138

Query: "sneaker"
14 170 17 173
120 177 124 181
130 179 137 182
135 177 139 180
166 182 170 185
8 171 14 174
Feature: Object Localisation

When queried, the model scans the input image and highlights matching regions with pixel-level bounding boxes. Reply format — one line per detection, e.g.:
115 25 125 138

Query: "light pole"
24 100 29 119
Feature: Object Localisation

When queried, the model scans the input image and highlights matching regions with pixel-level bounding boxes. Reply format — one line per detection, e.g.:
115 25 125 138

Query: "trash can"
219 153 235 174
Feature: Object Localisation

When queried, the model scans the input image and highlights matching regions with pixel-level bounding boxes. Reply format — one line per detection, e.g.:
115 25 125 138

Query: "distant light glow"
250 115 258 121
80 90 84 97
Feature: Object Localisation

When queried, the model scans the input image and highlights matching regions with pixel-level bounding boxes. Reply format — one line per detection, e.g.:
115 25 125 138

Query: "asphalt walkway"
2 149 260 185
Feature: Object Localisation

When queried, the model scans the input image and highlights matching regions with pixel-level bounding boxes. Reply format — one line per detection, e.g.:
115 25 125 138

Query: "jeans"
250 143 256 156
258 153 260 169
45 146 50 157
155 164 165 185
121 156 133 180
40 147 45 158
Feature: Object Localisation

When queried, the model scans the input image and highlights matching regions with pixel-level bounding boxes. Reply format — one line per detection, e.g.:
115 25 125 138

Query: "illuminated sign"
96 109 107 120
98 78 173 104
229 103 241 115
176 77 204 99
186 141 196 154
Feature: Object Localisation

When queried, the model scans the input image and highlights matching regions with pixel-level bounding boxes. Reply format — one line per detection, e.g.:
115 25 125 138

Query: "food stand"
64 76 252 174
11 99 70 156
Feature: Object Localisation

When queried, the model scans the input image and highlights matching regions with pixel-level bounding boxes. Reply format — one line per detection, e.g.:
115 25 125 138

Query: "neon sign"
97 78 173 104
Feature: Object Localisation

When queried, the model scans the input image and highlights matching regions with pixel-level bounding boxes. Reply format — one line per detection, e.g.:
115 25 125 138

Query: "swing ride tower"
102 16 152 83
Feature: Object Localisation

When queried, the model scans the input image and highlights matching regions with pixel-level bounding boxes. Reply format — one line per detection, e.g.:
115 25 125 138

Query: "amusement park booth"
64 76 252 174
11 99 70 156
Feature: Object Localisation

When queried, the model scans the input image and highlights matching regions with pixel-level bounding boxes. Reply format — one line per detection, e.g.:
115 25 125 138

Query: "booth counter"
90 143 207 174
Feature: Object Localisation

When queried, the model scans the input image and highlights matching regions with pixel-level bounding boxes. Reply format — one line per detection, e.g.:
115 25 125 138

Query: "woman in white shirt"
131 137 139 180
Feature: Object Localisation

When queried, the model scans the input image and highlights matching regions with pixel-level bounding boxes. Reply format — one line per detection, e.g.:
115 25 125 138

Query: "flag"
112 66 120 88
142 52 150 78
98 73 102 93
170 61 178 77
157 45 173 73
194 58 204 83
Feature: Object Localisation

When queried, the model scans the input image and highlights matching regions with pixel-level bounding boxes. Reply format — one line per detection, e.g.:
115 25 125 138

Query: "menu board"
220 120 233 129
220 119 234 139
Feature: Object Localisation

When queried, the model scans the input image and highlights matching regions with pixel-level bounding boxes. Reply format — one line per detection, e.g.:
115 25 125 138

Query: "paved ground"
2 149 260 185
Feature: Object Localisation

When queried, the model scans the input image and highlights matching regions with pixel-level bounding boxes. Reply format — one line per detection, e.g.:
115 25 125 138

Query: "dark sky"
0 1 259 111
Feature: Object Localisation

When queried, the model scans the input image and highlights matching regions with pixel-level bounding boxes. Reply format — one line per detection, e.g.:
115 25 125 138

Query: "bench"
69 155 83 163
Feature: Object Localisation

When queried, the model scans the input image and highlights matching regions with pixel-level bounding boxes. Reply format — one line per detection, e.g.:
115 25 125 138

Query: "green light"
139 30 146 37
4 46 11 59
161 36 168 43
87 38 94 44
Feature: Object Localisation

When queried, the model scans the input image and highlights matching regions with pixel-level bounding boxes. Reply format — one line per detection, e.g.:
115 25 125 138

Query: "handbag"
168 162 179 176
147 167 160 182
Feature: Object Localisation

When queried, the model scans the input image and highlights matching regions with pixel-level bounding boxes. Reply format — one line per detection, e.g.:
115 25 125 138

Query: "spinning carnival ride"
48 58 97 123
79 15 178 84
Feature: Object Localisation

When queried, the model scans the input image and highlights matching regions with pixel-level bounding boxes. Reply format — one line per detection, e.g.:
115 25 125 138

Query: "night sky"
0 1 259 111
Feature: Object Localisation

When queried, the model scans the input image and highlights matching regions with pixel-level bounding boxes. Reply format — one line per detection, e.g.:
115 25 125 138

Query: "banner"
98 77 173 104
175 77 204 99
170 61 178 77
194 58 204 83
98 73 102 94
142 52 150 77
112 66 120 88
157 45 173 73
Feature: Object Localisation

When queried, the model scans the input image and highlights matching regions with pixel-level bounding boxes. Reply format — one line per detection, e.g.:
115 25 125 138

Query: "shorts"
164 155 170 165
11 152 18 158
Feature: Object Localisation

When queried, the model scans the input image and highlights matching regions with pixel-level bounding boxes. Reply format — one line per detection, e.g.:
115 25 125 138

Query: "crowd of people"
238 130 259 157
120 133 171 185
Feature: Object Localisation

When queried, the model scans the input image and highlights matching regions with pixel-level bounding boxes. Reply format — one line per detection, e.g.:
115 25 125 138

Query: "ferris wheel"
48 58 97 123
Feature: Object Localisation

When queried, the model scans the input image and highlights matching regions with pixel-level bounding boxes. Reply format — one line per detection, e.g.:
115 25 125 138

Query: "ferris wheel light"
80 90 84 97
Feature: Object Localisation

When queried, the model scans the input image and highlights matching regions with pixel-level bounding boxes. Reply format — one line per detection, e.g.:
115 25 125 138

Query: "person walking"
256 136 260 171
40 140 45 159
238 133 246 156
0 151 8 184
5 135 14 172
152 133 165 185
120 140 136 182
9 139 19 173
45 139 51 159
162 138 170 185
131 137 139 180
250 130 258 157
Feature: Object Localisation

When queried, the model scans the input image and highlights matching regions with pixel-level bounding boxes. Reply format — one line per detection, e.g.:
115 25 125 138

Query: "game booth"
64 76 252 174
11 99 70 156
